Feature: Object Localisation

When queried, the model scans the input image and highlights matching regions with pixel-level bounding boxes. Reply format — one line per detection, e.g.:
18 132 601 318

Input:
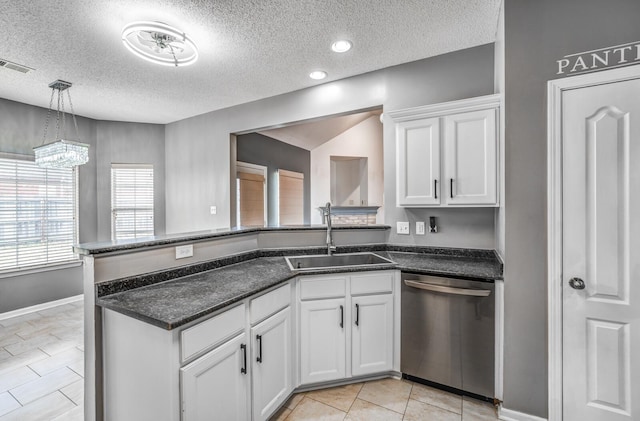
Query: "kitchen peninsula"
75 225 503 421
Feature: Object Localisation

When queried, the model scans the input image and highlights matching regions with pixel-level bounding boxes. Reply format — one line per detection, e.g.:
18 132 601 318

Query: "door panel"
444 109 497 205
562 77 639 421
180 333 249 421
299 298 346 384
396 117 440 205
351 294 393 376
252 307 292 421
585 107 630 302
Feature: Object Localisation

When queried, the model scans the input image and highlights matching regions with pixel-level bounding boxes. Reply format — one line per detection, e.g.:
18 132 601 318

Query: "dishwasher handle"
404 279 491 297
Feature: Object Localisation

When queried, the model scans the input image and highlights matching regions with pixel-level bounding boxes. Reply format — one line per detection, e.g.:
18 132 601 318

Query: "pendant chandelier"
33 80 89 168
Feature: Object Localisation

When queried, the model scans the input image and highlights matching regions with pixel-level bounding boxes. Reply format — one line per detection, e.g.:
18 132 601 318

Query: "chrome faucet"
323 202 336 255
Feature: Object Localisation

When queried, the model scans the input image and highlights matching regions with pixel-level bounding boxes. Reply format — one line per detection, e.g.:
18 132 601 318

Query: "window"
111 164 154 240
0 157 77 271
278 169 303 225
236 161 267 227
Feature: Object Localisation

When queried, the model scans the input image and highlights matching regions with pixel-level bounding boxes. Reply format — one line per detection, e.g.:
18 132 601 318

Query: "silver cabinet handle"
404 280 491 297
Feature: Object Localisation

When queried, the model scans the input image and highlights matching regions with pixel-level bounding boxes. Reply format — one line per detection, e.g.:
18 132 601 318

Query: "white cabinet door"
443 109 497 205
300 298 346 384
251 307 292 421
180 333 249 421
396 117 441 206
351 294 394 377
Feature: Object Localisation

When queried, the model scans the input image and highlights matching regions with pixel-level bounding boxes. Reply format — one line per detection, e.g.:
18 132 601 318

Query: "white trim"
495 279 504 401
499 406 548 421
547 64 640 421
387 93 501 121
0 294 83 321
236 161 267 177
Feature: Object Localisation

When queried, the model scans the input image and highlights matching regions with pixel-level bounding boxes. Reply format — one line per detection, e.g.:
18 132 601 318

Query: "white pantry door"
562 76 640 421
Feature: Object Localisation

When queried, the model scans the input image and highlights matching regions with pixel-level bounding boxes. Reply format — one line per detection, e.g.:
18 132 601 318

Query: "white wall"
310 115 383 224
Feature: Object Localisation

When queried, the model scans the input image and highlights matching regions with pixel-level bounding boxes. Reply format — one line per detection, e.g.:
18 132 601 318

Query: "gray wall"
236 133 311 225
166 43 497 250
95 121 166 240
0 98 165 313
503 0 640 417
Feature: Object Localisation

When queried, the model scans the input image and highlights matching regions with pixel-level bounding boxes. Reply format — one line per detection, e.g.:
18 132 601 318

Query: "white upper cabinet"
444 108 497 205
396 117 441 206
390 94 501 207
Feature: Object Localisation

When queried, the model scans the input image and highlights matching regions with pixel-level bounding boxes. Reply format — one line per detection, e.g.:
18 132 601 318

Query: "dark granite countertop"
96 245 502 331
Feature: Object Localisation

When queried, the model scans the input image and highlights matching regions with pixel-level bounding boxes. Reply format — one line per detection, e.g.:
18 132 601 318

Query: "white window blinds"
111 164 154 240
0 157 77 271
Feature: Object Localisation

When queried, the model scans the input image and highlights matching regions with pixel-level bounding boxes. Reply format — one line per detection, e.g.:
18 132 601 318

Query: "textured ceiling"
0 0 501 124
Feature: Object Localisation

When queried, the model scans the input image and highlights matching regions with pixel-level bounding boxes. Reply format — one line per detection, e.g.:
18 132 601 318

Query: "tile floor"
271 378 499 421
0 300 499 421
0 300 84 421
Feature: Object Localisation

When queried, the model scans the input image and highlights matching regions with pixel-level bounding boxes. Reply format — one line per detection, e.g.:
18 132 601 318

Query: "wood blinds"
238 171 265 226
278 169 303 225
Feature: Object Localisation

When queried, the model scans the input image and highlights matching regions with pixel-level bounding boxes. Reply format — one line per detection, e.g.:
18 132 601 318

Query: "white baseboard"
499 406 548 421
0 294 83 321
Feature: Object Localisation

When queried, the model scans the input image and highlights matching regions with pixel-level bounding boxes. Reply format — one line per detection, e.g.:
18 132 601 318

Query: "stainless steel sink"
285 252 395 271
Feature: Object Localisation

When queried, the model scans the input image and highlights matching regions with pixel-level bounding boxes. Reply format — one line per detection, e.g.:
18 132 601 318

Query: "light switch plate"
210 206 217 215
416 221 425 235
397 221 410 235
175 244 194 259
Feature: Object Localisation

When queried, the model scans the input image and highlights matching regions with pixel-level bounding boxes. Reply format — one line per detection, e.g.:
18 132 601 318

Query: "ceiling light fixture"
34 80 89 168
331 40 352 53
309 70 327 80
121 21 198 67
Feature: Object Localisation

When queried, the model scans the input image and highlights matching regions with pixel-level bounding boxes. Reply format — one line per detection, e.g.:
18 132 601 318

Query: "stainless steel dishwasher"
401 273 495 400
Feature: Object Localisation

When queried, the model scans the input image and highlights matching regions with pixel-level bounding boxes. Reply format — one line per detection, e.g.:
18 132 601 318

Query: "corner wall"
503 0 640 417
166 43 496 250
310 115 384 224
237 132 311 225
0 98 165 312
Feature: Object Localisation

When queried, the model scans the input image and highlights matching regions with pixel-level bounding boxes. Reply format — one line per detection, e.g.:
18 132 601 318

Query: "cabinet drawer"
299 276 347 300
351 272 394 295
250 282 291 325
181 304 245 363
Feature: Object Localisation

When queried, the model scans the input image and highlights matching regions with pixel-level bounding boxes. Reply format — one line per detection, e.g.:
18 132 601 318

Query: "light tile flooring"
0 300 499 421
271 378 499 421
0 300 84 421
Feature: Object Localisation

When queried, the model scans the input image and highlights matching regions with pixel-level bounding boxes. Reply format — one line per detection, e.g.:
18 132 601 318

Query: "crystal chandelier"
33 80 89 168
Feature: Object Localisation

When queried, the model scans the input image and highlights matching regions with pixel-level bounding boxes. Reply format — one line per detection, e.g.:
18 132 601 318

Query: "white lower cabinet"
299 297 347 384
103 273 399 421
251 307 292 421
180 282 293 421
351 293 394 376
180 333 249 421
298 271 397 387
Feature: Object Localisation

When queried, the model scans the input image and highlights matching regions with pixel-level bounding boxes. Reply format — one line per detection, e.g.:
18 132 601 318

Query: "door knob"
569 277 585 290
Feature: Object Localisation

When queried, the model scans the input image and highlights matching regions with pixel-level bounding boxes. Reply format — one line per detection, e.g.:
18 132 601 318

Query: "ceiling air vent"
0 59 33 73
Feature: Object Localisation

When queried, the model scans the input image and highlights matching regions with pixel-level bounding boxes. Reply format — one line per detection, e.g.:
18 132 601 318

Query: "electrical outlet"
175 244 193 259
416 221 425 235
397 221 410 235
210 206 217 215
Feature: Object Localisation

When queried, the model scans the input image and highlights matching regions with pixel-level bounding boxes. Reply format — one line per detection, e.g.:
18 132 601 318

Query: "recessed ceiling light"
122 21 198 67
331 40 352 53
309 70 327 80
